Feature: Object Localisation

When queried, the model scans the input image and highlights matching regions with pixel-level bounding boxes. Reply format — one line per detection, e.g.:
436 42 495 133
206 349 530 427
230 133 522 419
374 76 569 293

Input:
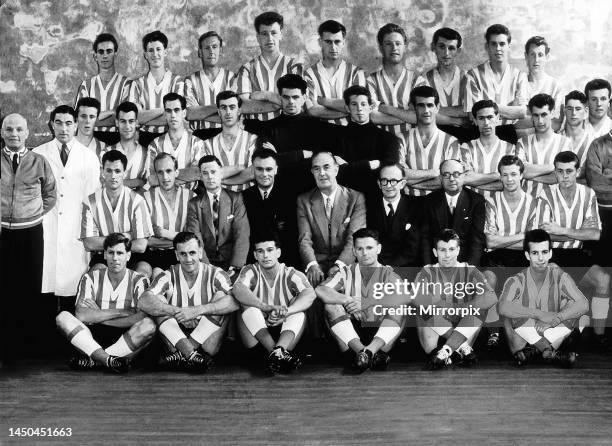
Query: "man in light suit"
297 151 366 287
186 154 250 276
421 158 486 266
34 105 101 314
366 163 423 267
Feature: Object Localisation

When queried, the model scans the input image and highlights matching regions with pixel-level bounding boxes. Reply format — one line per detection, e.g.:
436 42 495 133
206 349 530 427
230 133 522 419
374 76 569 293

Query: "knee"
483 270 497 290
324 303 346 321
595 268 610 289
136 262 152 280
136 317 157 340
90 263 106 273
56 310 73 329
152 267 165 280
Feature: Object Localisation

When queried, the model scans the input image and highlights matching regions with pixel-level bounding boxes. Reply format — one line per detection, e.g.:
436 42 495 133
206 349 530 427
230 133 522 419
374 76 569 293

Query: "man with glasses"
366 163 423 267
421 158 486 266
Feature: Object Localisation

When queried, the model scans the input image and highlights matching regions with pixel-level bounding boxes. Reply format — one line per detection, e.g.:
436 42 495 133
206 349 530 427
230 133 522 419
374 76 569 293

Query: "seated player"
516 94 571 198
412 230 496 370
233 232 316 374
55 233 156 373
147 93 204 189
81 150 153 275
461 100 516 200
185 155 250 274
559 91 591 181
539 151 610 349
143 153 195 279
102 101 150 192
304 19 366 125
138 231 239 372
74 97 106 158
316 228 405 372
402 85 461 196
498 229 589 367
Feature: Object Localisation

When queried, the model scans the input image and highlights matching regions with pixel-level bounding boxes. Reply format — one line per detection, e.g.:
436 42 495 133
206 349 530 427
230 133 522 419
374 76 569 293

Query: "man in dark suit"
186 155 250 276
421 158 486 266
242 148 299 267
366 163 423 267
297 151 366 287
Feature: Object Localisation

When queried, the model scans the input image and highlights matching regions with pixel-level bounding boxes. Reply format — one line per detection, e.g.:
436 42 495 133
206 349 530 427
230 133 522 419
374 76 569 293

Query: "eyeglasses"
379 178 403 186
441 171 465 179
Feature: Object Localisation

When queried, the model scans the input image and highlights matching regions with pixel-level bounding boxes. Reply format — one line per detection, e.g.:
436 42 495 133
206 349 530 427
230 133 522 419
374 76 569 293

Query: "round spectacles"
441 171 465 179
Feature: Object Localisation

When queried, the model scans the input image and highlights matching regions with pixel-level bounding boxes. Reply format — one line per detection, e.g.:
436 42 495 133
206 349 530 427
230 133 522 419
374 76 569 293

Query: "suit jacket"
242 184 299 267
366 193 423 267
296 185 366 269
421 188 486 266
186 189 250 269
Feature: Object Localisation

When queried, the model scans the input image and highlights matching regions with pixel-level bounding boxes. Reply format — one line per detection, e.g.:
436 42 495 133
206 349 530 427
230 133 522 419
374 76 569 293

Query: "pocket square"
227 214 234 220
463 216 469 220
343 217 350 224
405 223 411 230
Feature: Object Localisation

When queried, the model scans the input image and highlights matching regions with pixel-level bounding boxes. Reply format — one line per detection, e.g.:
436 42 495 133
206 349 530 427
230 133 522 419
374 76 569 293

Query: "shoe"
157 351 186 371
426 347 452 370
486 332 500 350
514 345 540 366
68 354 96 371
451 346 478 367
370 350 391 371
268 346 301 374
352 348 373 373
543 349 577 368
593 334 612 354
185 351 213 373
106 355 130 374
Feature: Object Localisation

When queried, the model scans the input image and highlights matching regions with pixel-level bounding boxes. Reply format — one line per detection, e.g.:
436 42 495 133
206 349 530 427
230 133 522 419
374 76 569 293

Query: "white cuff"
305 261 319 272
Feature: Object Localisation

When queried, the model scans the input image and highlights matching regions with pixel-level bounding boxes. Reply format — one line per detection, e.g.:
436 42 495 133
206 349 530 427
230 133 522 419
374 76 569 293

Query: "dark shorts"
141 248 177 270
551 249 595 284
90 324 126 348
89 251 147 269
483 249 528 293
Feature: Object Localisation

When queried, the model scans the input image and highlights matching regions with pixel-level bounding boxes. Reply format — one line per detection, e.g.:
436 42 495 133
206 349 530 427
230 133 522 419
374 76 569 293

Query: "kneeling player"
56 233 156 373
138 231 238 372
316 228 404 373
415 229 497 370
499 229 589 367
233 232 316 373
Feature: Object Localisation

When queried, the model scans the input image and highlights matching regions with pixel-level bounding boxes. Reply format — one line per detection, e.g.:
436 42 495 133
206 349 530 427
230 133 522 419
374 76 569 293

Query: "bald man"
1 114 57 361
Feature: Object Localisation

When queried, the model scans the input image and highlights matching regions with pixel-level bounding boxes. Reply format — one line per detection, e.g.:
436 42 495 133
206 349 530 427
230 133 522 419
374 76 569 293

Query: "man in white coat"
34 105 101 318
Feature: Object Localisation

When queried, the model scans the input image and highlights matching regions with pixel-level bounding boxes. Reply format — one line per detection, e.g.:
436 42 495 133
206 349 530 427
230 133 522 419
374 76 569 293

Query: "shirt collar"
259 186 273 199
383 195 401 213
445 192 459 208
321 187 338 205
54 138 73 153
3 146 27 158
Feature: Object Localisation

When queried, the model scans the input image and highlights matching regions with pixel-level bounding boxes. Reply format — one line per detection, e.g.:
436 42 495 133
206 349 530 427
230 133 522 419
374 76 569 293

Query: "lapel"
218 189 231 238
331 186 349 235
433 190 448 229
199 193 215 237
310 190 329 238
393 195 408 231
452 189 469 228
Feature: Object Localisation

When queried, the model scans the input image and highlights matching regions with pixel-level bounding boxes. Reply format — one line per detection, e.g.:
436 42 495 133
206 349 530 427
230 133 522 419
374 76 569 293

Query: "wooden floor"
2 350 612 446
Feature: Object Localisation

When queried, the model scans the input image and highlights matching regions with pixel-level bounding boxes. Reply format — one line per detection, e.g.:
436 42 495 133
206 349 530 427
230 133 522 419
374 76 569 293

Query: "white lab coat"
33 139 100 296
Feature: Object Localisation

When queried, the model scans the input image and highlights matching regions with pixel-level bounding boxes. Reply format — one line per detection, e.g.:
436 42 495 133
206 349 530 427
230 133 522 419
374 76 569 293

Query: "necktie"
60 143 68 166
212 194 219 238
449 199 455 215
325 197 332 220
12 153 18 173
386 202 394 228
263 190 268 201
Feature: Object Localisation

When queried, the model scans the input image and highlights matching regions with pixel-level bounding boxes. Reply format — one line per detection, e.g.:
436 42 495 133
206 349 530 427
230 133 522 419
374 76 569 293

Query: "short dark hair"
524 36 550 55
216 90 242 108
198 31 223 49
153 152 178 171
409 85 439 107
76 97 101 117
115 101 139 119
198 154 222 168
565 90 587 105
50 105 77 122
163 92 186 109
498 155 524 174
353 227 379 243
584 78 612 98
252 230 281 249
173 231 201 250
378 163 406 179
553 150 580 170
343 85 372 105
102 149 128 170
523 229 552 252
485 24 511 44
432 27 462 48
254 11 283 32
103 233 131 252
277 74 307 95
318 20 346 37
93 33 118 52
434 229 461 247
376 23 407 46
528 93 555 113
142 30 168 50
472 99 499 118
311 150 338 167
251 147 278 164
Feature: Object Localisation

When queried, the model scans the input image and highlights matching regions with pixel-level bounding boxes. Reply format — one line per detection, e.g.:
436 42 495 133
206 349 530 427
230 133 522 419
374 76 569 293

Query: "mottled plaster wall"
2 0 612 146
